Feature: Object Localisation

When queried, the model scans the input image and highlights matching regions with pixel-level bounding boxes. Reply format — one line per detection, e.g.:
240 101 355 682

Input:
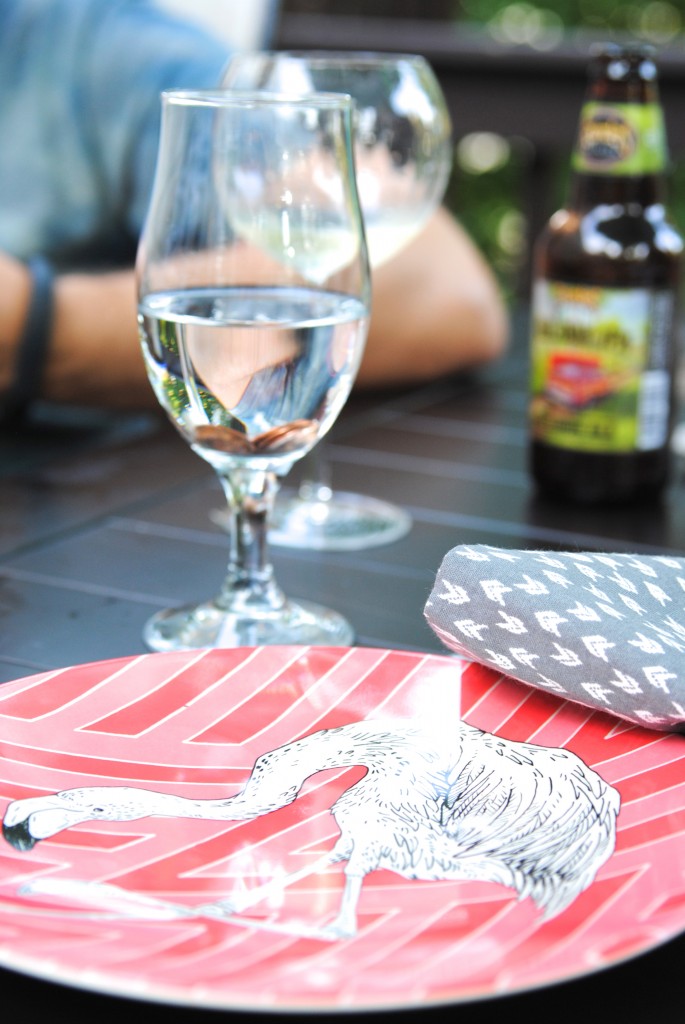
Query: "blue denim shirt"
0 0 233 269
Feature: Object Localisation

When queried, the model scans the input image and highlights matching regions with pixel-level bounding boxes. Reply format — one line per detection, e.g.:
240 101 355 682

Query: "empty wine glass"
221 51 453 551
136 89 370 650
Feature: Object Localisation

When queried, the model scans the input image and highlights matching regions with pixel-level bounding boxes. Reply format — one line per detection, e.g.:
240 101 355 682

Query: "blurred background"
158 0 685 309
275 0 685 306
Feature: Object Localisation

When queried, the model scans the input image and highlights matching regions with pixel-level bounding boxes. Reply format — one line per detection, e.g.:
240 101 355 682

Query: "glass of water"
136 90 370 650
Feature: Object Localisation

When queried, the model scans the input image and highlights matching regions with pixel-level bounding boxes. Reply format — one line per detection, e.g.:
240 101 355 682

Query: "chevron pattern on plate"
0 646 682 1012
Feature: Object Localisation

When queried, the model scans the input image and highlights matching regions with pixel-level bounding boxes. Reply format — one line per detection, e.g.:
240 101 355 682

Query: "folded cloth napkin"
424 544 685 732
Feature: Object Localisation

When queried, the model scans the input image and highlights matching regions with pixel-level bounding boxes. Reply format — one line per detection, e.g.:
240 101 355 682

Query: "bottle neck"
567 93 668 210
568 170 666 211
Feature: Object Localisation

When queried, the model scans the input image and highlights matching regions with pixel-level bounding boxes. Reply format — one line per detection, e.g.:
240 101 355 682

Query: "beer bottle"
529 43 683 503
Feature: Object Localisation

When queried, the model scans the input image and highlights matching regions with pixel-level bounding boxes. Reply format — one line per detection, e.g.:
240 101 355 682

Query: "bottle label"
573 102 666 174
530 280 673 453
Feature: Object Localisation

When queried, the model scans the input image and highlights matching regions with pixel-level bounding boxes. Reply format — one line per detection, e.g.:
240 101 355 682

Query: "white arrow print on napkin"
582 636 616 661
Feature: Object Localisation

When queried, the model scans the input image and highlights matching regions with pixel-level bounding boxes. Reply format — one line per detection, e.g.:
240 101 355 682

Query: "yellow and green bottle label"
530 280 673 453
573 102 666 174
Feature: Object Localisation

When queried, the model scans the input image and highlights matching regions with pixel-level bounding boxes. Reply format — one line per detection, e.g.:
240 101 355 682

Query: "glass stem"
216 469 286 616
297 444 334 503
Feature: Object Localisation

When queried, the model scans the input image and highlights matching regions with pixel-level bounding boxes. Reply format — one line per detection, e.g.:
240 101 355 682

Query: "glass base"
267 488 412 551
143 596 355 652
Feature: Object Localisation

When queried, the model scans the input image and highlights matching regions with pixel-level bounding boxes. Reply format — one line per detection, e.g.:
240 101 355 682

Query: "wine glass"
220 51 453 551
136 89 370 651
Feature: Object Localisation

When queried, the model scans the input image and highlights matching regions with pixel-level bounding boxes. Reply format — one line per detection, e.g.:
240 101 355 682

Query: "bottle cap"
588 42 657 82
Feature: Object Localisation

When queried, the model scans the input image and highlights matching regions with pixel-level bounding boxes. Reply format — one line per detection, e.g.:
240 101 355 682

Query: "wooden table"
1 313 684 1021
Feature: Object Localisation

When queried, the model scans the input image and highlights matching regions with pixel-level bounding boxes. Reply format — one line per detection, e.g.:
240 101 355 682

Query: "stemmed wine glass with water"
136 89 370 650
220 51 453 551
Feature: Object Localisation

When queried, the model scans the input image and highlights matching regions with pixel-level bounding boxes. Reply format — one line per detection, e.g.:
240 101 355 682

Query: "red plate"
0 646 683 1012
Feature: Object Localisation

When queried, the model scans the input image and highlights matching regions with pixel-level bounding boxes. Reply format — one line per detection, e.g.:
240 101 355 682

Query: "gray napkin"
424 544 685 732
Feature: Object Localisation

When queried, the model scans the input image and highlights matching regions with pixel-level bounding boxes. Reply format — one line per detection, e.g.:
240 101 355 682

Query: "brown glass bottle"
529 44 683 504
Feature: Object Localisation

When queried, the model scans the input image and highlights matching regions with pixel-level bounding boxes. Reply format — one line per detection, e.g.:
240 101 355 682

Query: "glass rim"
161 88 355 111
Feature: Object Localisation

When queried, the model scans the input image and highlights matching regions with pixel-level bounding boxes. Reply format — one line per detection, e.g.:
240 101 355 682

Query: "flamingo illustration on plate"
2 718 620 940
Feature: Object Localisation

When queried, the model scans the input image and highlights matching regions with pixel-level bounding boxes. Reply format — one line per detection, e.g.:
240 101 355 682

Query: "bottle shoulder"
535 203 683 286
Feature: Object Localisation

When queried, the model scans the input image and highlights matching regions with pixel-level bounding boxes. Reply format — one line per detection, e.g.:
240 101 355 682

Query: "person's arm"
0 253 152 411
47 268 153 407
0 255 32 396
1 207 509 413
356 206 509 388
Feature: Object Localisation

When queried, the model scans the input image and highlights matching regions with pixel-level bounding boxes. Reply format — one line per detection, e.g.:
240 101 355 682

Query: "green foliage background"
447 0 685 301
282 0 685 299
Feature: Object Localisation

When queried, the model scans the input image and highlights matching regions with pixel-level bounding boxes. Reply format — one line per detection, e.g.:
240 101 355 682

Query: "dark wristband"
0 257 55 425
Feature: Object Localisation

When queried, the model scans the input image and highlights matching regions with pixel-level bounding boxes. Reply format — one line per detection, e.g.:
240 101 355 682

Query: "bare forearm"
47 269 154 408
356 208 509 389
1 209 508 415
0 256 152 411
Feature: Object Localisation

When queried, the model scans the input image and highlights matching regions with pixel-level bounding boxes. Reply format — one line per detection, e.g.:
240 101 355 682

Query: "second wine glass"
221 51 453 551
137 90 370 650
